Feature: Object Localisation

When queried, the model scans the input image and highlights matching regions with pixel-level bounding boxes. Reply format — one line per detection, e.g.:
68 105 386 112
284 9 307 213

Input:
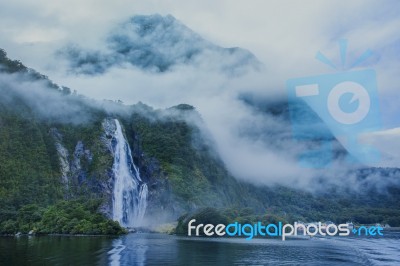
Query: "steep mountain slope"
0 48 261 226
0 48 400 235
238 92 349 164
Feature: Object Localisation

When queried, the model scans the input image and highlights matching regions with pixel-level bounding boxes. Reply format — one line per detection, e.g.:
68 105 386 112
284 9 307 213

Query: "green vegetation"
127 107 252 209
0 48 59 89
127 107 400 227
0 110 62 210
0 47 399 236
175 207 289 235
0 49 120 235
0 200 126 235
175 206 400 235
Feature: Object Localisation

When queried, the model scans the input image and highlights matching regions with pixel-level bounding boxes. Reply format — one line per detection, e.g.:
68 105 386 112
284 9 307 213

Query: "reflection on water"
109 235 148 266
108 239 125 266
1 231 399 265
0 235 114 265
108 232 400 265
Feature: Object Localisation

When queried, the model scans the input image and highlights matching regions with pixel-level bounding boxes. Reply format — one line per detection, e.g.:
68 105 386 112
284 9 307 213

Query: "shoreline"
3 226 398 238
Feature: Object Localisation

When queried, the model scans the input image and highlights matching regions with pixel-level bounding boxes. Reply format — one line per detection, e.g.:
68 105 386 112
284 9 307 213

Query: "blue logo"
352 226 384 236
287 40 381 167
187 219 384 241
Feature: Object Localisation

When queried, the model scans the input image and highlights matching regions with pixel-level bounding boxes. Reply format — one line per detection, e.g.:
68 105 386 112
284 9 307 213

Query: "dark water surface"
1 231 399 265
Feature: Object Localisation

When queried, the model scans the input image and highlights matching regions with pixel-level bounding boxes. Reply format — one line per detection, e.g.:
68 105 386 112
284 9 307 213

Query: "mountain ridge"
1 47 400 234
60 14 262 75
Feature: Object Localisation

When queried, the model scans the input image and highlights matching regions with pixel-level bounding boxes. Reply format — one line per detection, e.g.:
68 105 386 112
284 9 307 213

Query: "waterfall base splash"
111 119 148 228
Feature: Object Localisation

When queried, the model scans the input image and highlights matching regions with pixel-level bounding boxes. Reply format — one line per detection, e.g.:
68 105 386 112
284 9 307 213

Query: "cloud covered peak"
59 14 261 75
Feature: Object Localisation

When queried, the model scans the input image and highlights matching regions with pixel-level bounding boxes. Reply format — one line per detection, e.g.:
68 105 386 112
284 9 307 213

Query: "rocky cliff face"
103 118 179 223
1 45 399 229
50 128 70 188
49 117 179 224
50 126 109 200
126 120 182 222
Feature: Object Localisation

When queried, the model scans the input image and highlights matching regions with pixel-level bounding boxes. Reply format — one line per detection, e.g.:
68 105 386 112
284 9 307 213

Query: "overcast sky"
1 1 399 105
1 0 399 186
0 2 398 79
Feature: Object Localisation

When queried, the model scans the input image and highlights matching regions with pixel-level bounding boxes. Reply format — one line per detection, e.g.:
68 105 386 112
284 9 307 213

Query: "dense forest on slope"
0 48 399 235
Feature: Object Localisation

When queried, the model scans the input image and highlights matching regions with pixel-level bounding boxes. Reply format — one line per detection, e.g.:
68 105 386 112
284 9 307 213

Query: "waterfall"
112 119 148 228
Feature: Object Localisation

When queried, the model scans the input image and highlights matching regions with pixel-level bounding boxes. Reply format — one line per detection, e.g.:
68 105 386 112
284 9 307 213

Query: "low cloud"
0 1 399 190
57 14 260 76
0 72 93 124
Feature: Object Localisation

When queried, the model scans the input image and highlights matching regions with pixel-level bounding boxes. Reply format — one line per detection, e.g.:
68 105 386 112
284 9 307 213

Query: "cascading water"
112 119 148 228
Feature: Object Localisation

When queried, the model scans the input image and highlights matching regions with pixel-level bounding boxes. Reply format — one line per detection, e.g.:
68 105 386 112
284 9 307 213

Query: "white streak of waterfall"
112 119 148 228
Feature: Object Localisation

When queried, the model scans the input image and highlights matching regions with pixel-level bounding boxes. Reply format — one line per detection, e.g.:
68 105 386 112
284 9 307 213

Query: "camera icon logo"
327 81 370 125
287 40 381 167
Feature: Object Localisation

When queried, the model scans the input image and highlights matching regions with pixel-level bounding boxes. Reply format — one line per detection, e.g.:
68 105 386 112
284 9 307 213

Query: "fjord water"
112 119 148 227
1 232 399 265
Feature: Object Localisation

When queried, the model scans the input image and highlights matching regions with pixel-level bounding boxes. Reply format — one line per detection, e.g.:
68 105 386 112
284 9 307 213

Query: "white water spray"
112 119 148 227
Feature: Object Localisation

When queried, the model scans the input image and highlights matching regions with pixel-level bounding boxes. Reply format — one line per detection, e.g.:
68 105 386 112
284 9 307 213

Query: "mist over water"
0 2 399 266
